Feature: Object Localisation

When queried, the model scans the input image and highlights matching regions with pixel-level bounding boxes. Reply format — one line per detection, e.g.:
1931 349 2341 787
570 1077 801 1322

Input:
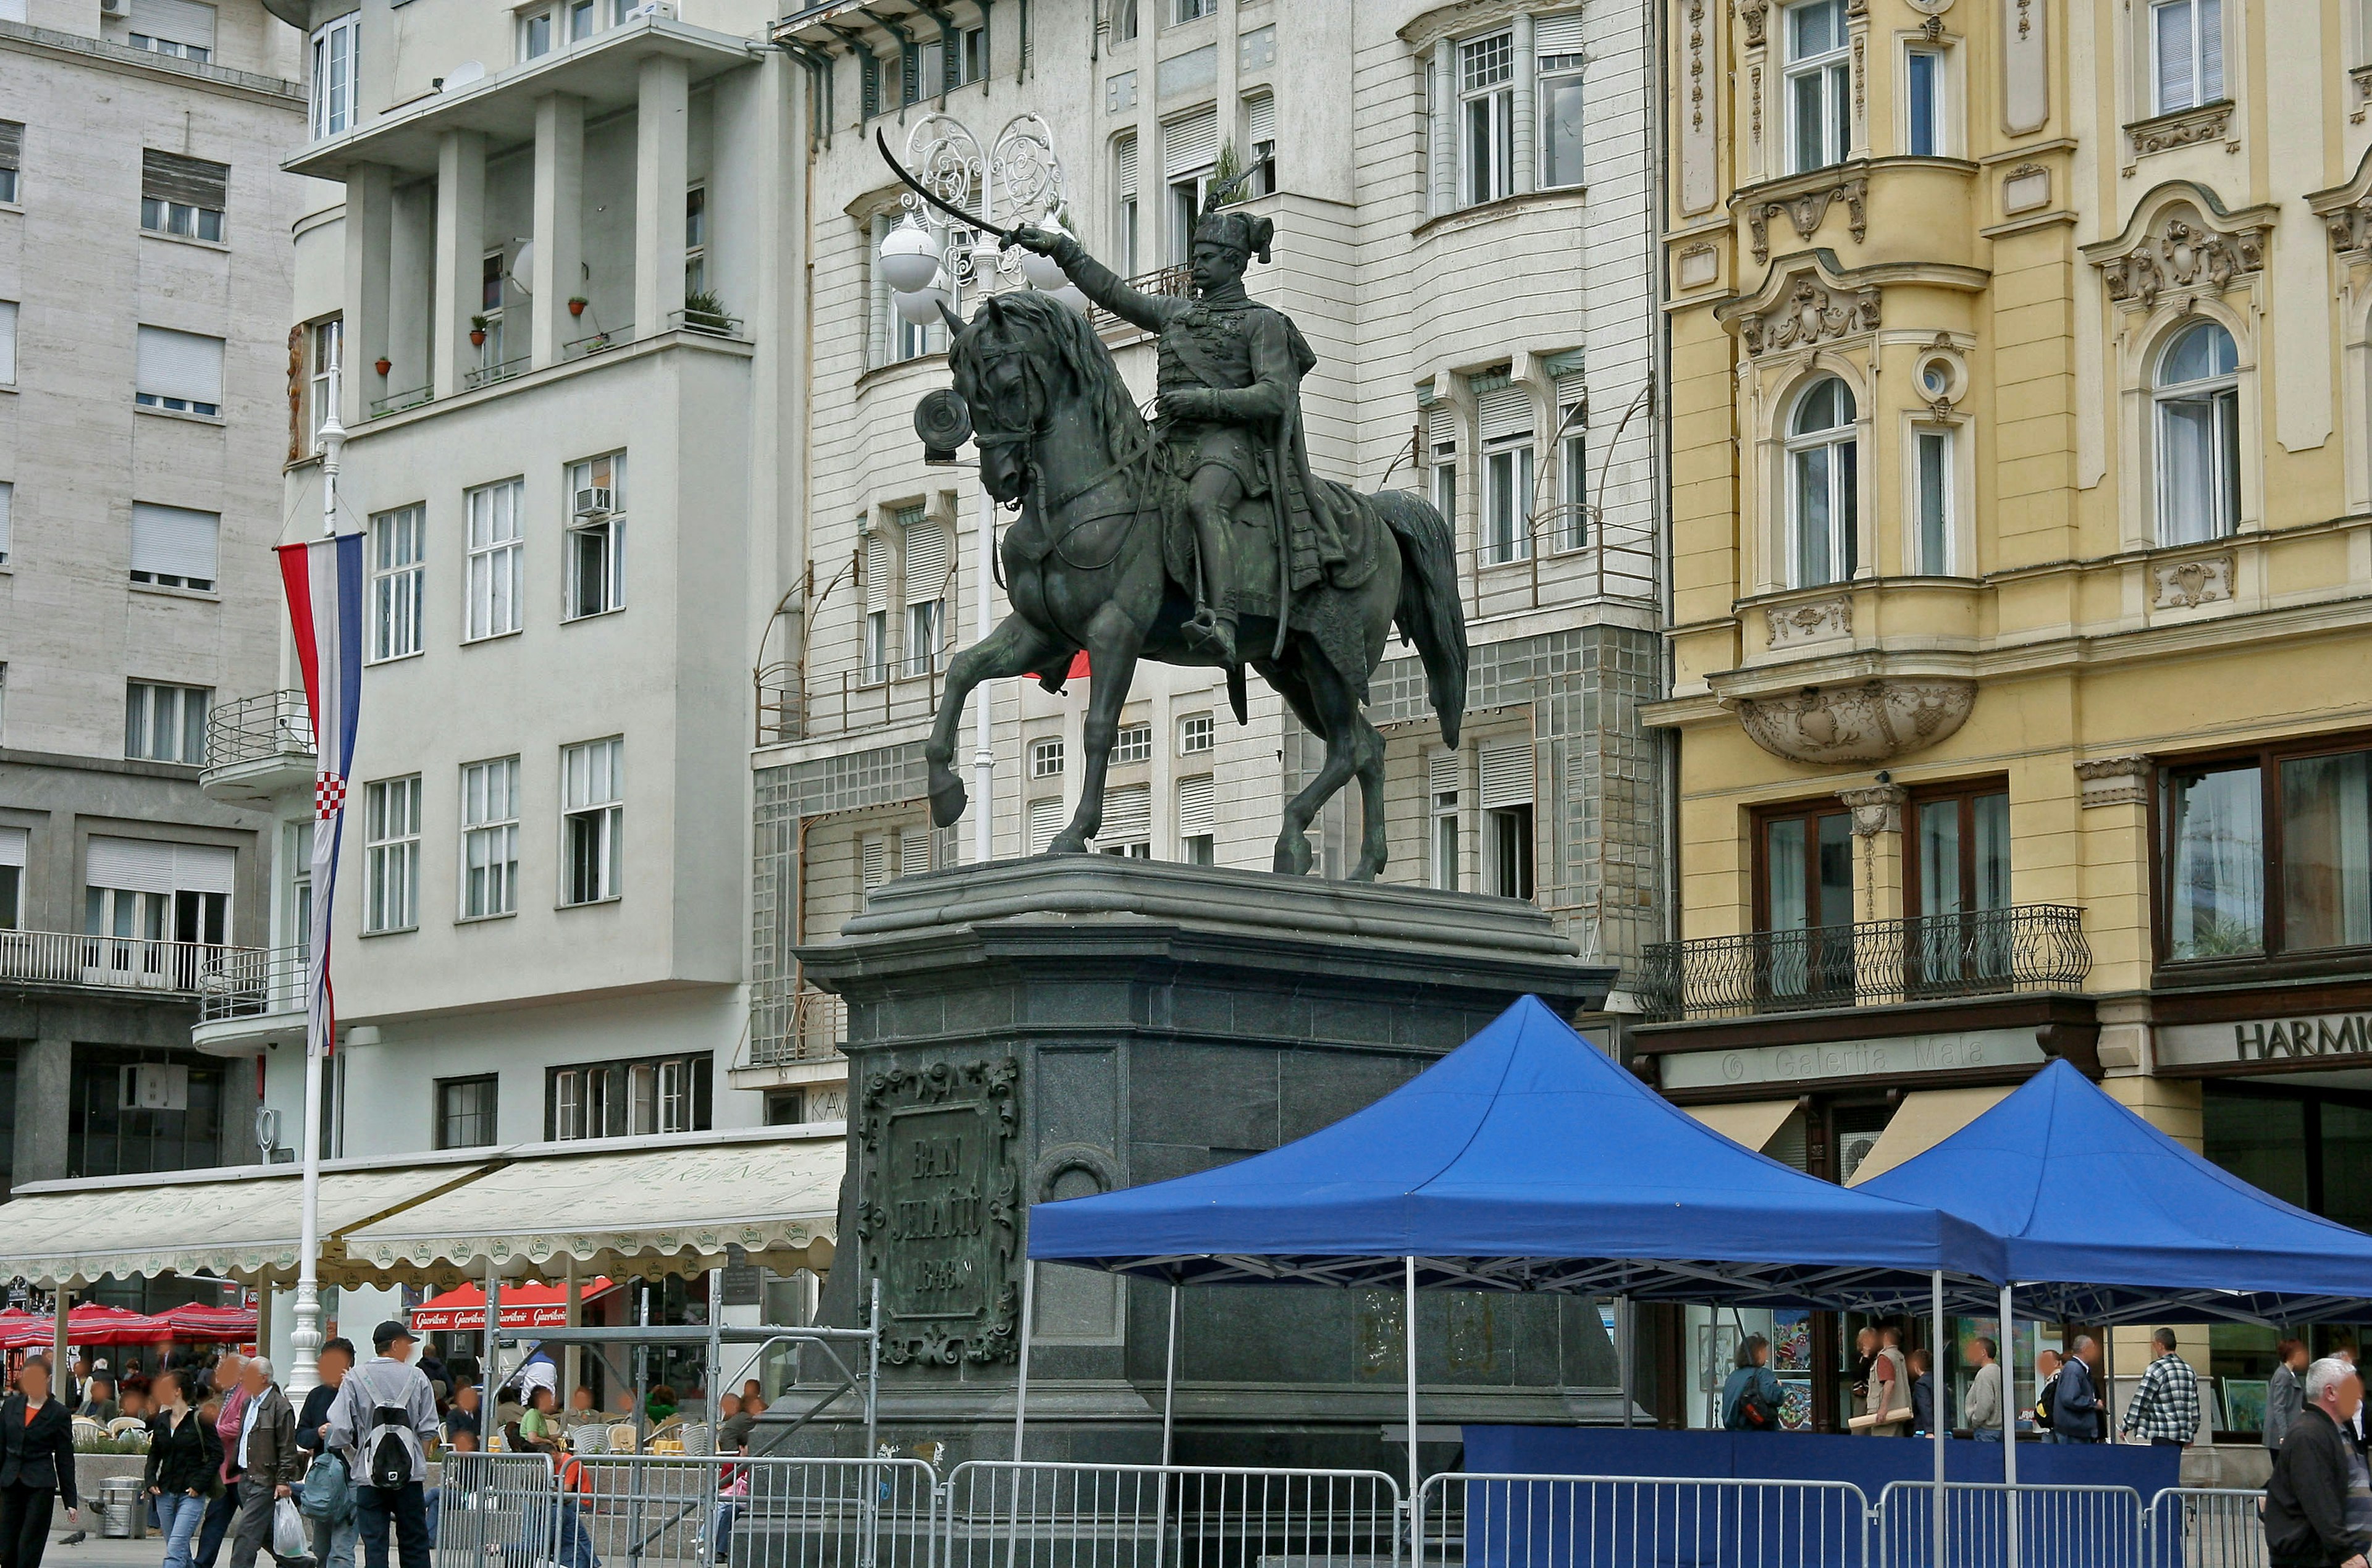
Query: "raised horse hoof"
927 769 969 829
1046 831 1090 856
1272 833 1314 877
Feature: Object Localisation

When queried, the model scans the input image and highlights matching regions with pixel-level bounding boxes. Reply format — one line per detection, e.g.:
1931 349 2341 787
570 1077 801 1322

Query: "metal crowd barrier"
429 1455 2274 1568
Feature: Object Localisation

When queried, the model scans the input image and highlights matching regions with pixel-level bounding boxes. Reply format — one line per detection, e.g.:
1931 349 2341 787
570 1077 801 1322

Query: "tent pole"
482 1257 501 1424
1404 1256 1419 1517
49 1283 67 1384
1161 1281 1179 1466
1931 1270 1946 1568
1617 1297 1633 1428
1012 1260 1035 1462
2001 1283 2019 1568
563 1259 582 1410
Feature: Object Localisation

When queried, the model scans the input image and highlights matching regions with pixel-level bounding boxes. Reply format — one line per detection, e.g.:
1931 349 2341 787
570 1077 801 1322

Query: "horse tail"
1374 490 1467 749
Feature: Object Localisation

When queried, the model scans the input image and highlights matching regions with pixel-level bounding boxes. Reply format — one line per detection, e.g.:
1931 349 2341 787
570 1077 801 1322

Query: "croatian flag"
276 533 365 1065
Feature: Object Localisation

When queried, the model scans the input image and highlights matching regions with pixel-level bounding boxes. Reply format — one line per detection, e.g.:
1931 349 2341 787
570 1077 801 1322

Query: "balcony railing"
196 943 307 1025
749 987 846 1068
463 354 531 392
562 321 631 361
0 931 259 997
668 306 742 338
204 689 315 773
369 384 431 419
1088 264 1188 335
1638 904 2090 1023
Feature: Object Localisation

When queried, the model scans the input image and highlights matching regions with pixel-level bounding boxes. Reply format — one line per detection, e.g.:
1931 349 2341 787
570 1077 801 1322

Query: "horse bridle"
962 327 1151 518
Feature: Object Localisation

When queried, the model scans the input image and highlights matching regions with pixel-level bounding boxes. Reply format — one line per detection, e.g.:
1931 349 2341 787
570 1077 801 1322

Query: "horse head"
947 290 1145 509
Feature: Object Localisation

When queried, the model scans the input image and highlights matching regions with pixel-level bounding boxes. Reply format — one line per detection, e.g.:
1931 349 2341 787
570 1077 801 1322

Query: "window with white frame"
128 0 216 59
1428 748 1461 891
862 530 893 684
1537 14 1586 189
0 481 14 566
1115 135 1141 274
1785 0 1851 174
1163 109 1218 265
0 826 19 929
478 251 507 366
519 3 555 59
1428 398 1458 535
1245 93 1277 196
2155 319 2240 545
1112 0 1139 43
129 502 219 591
684 187 707 296
1173 0 1215 21
565 453 626 619
1787 375 1858 585
465 478 524 640
1112 723 1153 765
134 325 222 416
1476 381 1534 565
549 1052 709 1141
0 122 21 206
369 505 423 661
561 737 623 905
1904 45 1946 156
902 513 949 677
284 818 313 955
1030 736 1066 778
1460 31 1516 206
1177 773 1215 864
1179 712 1214 755
364 775 421 933
460 756 519 920
140 150 226 242
124 680 209 763
1479 739 1536 901
0 300 15 387
1557 388 1588 550
1027 797 1063 855
1095 782 1153 857
2150 0 2224 115
1912 425 1953 574
310 14 358 140
306 318 342 450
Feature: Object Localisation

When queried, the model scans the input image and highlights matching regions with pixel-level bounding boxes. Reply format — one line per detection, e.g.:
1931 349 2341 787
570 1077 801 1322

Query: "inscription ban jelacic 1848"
857 1057 1020 1367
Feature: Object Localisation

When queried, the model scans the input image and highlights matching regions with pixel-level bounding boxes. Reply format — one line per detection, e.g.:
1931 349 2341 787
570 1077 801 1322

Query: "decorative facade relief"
2151 551 2233 608
1836 782 1907 837
2127 101 2233 158
1731 678 1975 765
1744 174 1869 263
2089 198 2269 311
1737 0 1767 47
2074 755 2151 809
1738 276 1882 355
1762 595 1853 648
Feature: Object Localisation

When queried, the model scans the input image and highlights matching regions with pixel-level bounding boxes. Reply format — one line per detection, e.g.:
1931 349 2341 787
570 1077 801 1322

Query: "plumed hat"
1194 174 1273 262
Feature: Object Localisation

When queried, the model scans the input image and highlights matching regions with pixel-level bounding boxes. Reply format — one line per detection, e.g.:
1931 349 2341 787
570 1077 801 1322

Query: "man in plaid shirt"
2122 1328 2203 1446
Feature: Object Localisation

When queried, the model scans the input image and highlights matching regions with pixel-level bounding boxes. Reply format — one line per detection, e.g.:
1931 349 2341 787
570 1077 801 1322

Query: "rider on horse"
1011 196 1363 668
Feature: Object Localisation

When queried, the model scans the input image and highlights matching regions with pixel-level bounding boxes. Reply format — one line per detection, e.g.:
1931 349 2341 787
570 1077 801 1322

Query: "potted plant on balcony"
374 356 391 377
682 289 732 335
469 314 489 348
568 295 588 317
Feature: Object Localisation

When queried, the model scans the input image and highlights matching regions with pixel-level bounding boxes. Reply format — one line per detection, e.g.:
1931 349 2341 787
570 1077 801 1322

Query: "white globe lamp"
1019 216 1070 291
878 216 943 295
893 275 954 325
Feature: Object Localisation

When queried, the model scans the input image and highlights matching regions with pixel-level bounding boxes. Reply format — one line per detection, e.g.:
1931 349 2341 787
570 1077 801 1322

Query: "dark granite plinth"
773 857 1620 1470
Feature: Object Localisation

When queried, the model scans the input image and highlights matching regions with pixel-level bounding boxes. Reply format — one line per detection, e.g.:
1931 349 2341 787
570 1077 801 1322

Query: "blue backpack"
298 1451 355 1526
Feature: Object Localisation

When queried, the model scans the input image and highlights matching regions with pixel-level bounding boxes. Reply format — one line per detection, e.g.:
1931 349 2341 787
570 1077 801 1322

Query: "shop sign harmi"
2158 1012 2372 1069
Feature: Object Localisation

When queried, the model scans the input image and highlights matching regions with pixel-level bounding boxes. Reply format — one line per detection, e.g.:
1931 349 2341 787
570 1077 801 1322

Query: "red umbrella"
151 1303 258 1342
0 1305 176 1349
407 1278 617 1333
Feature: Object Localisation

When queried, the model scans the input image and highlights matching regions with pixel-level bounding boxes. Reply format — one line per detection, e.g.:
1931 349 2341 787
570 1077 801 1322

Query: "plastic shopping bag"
272 1496 310 1561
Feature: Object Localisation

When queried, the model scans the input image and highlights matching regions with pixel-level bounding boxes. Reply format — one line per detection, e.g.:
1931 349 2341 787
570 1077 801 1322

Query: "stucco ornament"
1739 276 1882 356
1733 678 1975 764
2095 204 2268 311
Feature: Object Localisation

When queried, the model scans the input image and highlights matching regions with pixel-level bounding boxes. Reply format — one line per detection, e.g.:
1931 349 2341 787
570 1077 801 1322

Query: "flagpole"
287 347 345 1398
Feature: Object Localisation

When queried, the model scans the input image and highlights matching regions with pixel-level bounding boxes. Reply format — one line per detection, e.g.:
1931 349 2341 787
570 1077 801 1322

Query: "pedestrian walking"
1721 1335 1784 1432
2122 1329 2202 1448
224 1357 309 1568
0 1358 78 1568
1909 1348 1936 1436
296 1340 358 1568
326 1322 439 1568
194 1354 251 1568
2052 1337 2105 1444
2274 1340 2314 1454
1965 1337 2004 1441
146 1371 223 1568
2266 1356 2372 1568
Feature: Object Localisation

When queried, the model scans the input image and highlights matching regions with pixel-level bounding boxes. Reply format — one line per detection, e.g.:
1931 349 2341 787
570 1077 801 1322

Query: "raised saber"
876 127 1024 247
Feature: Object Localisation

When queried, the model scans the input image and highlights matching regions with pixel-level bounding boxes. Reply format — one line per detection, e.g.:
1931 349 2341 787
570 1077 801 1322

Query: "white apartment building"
0 0 305 1222
758 0 1667 1063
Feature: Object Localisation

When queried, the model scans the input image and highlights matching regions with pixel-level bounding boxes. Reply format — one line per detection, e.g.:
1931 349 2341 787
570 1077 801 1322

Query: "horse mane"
964 291 1151 476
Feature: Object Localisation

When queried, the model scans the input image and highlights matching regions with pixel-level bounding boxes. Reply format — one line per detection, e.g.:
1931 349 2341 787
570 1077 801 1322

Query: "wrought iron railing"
562 321 631 360
0 931 258 997
749 987 846 1068
1637 904 2090 1023
368 384 431 418
668 306 742 338
1088 264 1188 335
196 943 306 1024
463 354 530 392
203 689 314 773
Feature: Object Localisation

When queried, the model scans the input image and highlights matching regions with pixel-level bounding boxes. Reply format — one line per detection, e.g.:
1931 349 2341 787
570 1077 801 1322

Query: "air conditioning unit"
624 1 676 17
573 486 614 519
99 0 131 17
120 1063 190 1112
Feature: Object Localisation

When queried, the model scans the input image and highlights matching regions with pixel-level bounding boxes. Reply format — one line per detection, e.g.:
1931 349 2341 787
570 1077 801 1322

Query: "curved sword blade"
875 127 1019 246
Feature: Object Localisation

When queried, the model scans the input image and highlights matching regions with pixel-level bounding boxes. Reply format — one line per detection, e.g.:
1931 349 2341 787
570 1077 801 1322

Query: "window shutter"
0 482 12 561
1163 107 1218 177
87 836 175 894
0 300 16 384
860 834 888 889
1176 774 1216 839
0 826 23 868
172 842 235 895
864 532 891 611
129 0 216 50
0 122 21 173
130 502 220 581
141 149 228 211
903 524 949 600
1426 400 1457 453
1533 11 1586 54
1028 797 1063 855
1428 748 1461 797
860 51 881 119
1246 92 1276 145
135 325 224 405
1115 135 1138 192
1479 740 1534 808
896 824 931 876
1098 783 1151 844
1478 384 1534 444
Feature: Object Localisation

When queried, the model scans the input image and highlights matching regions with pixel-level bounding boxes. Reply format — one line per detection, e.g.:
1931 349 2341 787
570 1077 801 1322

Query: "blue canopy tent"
1022 996 2006 1532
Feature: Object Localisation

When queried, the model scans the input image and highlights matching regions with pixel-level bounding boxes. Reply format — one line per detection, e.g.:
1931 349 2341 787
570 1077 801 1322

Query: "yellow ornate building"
1651 0 2372 1430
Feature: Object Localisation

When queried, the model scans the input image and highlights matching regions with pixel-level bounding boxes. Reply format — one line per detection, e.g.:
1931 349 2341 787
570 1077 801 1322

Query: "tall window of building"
129 503 219 592
478 251 507 365
1558 392 1588 550
1908 782 2012 986
83 839 233 958
1479 740 1536 900
0 482 12 566
519 5 555 60
549 1054 710 1140
1095 784 1153 857
140 151 226 242
565 453 626 619
1174 0 1215 20
1785 0 1851 173
1537 17 1586 188
1027 797 1063 855
2151 0 2224 115
2281 747 2372 953
868 213 943 365
0 122 21 205
0 827 22 931
1429 749 1462 891
1460 31 1516 206
1426 400 1458 537
1476 383 1534 565
305 319 343 450
1245 93 1277 196
561 737 623 905
1163 109 1218 265
310 14 359 139
1114 135 1140 274
1177 773 1216 864
902 515 948 677
124 681 209 764
1913 426 1953 574
364 776 421 933
369 505 424 661
862 531 893 684
1904 46 1945 156
460 756 520 920
1112 0 1140 40
2163 740 2372 963
0 300 16 390
684 187 707 296
465 478 524 640
134 325 223 416
1787 375 1858 586
128 0 217 57
435 1075 498 1149
284 819 313 956
1758 801 1856 996
2155 319 2240 545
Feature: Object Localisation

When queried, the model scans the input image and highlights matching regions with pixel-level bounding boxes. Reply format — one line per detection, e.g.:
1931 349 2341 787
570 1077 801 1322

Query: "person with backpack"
295 1341 356 1568
1722 1335 1785 1433
324 1323 437 1568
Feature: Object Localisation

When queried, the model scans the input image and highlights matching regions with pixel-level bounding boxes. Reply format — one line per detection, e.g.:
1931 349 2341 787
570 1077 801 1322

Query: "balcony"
192 944 308 1054
1088 264 1189 338
1638 905 2090 1023
0 931 259 1000
201 690 315 807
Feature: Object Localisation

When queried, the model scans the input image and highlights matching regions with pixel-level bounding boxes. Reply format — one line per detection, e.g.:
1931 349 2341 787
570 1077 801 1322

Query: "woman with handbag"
1721 1336 1785 1433
0 1357 79 1568
146 1371 222 1568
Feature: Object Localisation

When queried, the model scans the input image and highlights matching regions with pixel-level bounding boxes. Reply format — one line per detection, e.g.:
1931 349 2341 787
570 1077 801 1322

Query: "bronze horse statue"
920 289 1466 881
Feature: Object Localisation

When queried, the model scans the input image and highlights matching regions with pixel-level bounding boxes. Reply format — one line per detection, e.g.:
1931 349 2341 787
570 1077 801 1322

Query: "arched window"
1787 376 1858 585
2155 320 2239 545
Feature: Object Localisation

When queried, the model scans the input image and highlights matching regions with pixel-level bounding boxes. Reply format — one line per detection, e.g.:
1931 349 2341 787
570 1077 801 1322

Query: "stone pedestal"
781 857 1618 1471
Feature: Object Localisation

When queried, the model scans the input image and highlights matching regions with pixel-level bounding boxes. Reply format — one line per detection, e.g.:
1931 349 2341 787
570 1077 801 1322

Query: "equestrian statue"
894 146 1468 881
